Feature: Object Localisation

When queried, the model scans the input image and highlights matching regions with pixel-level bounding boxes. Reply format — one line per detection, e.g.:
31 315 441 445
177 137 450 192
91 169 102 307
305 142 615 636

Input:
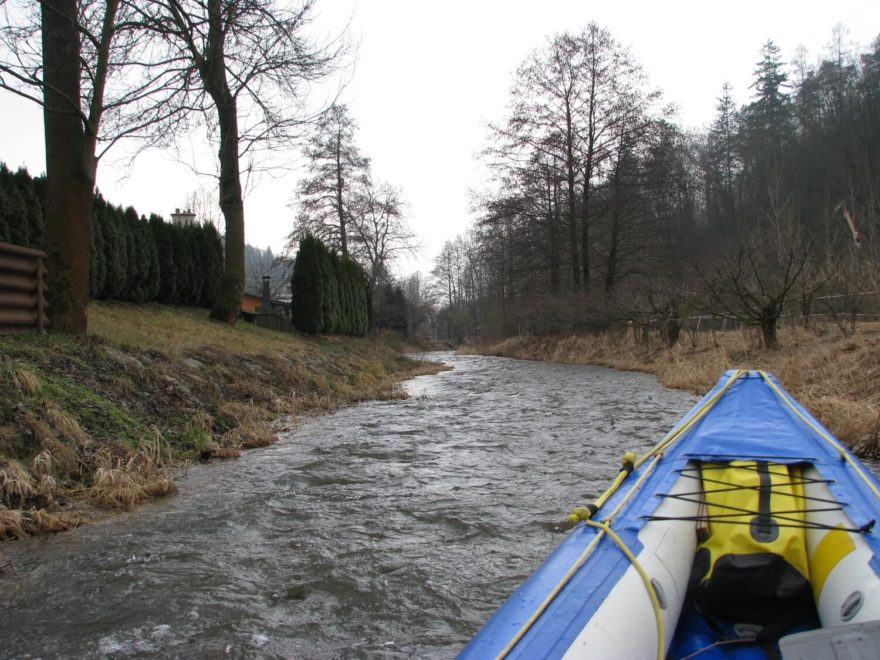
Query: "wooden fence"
0 241 48 334
254 312 292 333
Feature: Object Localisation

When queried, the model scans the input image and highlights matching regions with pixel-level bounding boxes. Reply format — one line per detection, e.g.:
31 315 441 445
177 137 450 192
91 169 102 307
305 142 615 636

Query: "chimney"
260 275 272 312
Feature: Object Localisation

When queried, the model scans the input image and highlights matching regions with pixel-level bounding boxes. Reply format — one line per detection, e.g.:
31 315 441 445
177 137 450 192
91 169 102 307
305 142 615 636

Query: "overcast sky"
2 0 879 275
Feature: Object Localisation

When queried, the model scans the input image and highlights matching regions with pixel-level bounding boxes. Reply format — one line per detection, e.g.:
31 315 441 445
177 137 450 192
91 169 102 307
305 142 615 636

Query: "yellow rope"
499 454 664 659
583 519 666 660
565 452 637 526
493 530 605 659
495 370 747 658
757 370 880 499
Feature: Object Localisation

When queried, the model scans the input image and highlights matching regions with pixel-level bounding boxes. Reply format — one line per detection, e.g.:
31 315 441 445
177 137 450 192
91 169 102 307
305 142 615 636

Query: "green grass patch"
40 376 149 447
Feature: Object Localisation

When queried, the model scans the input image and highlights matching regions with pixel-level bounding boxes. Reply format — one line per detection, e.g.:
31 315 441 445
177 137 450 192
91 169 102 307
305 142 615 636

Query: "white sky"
2 0 879 275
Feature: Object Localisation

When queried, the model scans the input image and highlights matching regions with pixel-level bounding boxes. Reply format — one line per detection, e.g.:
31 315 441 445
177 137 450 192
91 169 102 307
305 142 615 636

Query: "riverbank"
464 323 880 456
0 302 444 539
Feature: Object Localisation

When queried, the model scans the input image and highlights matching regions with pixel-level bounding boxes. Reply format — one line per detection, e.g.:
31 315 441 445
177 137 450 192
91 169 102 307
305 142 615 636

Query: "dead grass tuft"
91 466 145 509
231 377 275 403
227 428 276 449
216 401 271 427
201 442 242 459
88 437 177 510
23 508 79 534
41 437 82 478
141 477 177 498
31 449 54 477
42 401 90 447
19 411 55 445
36 474 57 505
0 459 36 506
0 507 27 540
189 410 214 432
12 366 41 396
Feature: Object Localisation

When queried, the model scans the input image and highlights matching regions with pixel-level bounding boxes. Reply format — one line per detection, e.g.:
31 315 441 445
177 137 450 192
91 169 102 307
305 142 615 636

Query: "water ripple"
0 352 698 658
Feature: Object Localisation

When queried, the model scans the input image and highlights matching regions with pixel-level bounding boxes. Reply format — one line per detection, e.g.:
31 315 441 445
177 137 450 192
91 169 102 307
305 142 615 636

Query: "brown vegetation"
465 323 880 457
0 302 443 539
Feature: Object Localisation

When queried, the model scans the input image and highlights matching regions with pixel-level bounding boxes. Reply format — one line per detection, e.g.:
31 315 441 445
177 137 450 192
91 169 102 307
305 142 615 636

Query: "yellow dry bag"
691 461 814 624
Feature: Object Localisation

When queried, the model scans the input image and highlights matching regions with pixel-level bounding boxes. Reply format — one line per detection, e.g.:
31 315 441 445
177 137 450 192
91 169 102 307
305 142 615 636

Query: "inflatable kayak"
460 370 880 659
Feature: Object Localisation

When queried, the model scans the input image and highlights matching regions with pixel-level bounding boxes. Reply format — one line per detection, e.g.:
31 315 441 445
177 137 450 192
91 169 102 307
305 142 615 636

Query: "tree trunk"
42 0 91 334
335 138 348 256
565 109 581 291
760 301 780 349
204 0 244 325
604 162 622 296
209 99 245 324
661 301 682 348
580 153 594 296
546 174 560 295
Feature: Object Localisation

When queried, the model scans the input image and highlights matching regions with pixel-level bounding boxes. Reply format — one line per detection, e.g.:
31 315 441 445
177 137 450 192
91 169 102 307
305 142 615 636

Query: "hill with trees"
431 27 880 348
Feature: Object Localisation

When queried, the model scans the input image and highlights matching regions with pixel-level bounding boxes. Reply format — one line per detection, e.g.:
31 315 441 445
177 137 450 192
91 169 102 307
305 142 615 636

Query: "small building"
240 291 262 313
170 208 196 226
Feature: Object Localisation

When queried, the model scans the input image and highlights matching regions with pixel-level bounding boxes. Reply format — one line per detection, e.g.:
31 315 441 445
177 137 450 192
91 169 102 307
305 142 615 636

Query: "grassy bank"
465 324 880 457
0 302 443 539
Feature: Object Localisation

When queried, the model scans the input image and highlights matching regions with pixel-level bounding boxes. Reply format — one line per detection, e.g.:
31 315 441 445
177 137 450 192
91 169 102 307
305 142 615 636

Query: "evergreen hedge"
0 163 223 309
290 234 370 336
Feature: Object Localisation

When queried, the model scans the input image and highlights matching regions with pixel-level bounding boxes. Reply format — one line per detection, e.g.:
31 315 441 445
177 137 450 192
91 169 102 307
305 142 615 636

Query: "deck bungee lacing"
495 371 750 659
757 370 880 500
646 465 875 534
563 370 748 529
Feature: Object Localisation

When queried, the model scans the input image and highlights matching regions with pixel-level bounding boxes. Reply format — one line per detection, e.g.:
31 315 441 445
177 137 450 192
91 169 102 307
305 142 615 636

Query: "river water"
0 353 698 658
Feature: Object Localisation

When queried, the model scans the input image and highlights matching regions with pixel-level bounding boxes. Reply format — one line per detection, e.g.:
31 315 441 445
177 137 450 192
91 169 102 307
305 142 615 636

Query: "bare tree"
503 32 584 289
348 178 417 288
0 0 191 332
401 271 436 339
136 0 345 323
699 230 813 349
487 24 660 296
244 244 291 299
183 186 222 230
289 103 369 257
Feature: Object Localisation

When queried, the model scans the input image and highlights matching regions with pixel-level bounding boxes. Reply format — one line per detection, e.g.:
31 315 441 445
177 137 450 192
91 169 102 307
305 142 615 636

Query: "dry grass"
89 437 177 510
468 323 880 453
40 437 82 478
88 303 315 357
0 302 443 539
200 442 242 458
0 507 83 539
0 507 26 540
11 366 41 396
0 459 37 505
42 401 91 447
24 509 80 534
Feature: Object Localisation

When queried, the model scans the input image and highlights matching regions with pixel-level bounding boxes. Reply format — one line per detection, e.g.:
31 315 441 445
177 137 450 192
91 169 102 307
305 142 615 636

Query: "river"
0 353 698 658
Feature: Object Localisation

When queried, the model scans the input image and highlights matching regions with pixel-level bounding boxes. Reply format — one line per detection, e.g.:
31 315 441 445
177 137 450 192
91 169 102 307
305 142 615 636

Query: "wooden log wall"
0 241 48 334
